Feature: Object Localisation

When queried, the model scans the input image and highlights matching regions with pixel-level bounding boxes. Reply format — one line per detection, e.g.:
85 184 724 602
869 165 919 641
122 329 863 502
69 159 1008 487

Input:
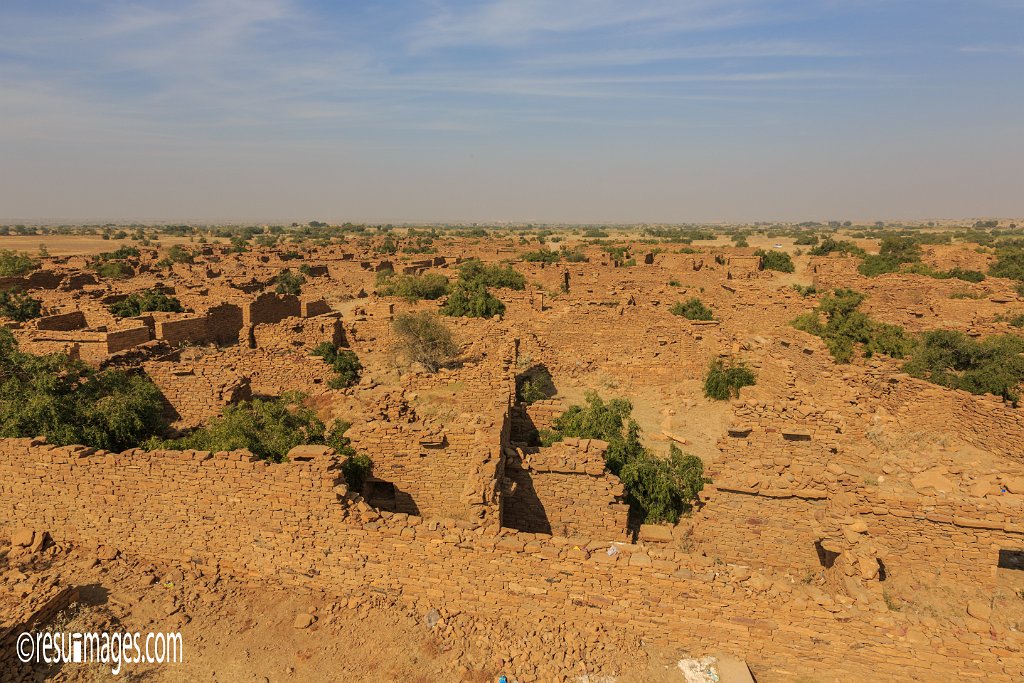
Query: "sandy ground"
0 235 197 257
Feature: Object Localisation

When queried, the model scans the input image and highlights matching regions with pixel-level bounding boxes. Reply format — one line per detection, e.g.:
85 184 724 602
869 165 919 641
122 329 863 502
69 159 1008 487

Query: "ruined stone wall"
2 438 1023 681
244 292 300 327
502 440 628 539
252 314 344 351
34 311 87 331
143 359 251 428
695 488 828 574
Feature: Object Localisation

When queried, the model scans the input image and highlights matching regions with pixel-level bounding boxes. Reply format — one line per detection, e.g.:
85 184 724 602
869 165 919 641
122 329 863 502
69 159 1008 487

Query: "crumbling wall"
244 292 300 327
502 439 628 539
2 438 1023 681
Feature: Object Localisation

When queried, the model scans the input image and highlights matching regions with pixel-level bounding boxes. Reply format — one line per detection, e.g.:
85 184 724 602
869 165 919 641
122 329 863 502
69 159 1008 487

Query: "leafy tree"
311 343 362 389
903 331 1024 403
703 359 756 400
542 391 644 474
94 261 133 279
808 237 865 257
620 445 707 523
0 250 39 276
440 281 505 318
794 234 819 246
274 268 305 295
792 289 914 363
391 311 459 372
151 392 325 462
107 289 184 317
0 289 42 321
990 247 1024 281
0 329 166 451
95 246 140 261
858 236 923 276
543 392 707 522
670 297 713 321
457 260 526 290
755 249 795 273
522 250 560 264
375 272 450 301
166 245 194 263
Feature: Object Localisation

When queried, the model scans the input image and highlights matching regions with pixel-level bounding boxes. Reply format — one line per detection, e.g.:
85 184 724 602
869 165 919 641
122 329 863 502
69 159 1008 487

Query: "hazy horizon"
2 1 1022 224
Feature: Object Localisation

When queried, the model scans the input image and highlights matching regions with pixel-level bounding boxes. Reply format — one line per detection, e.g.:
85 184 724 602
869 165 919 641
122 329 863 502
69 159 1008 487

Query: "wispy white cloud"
960 44 1024 56
407 0 768 50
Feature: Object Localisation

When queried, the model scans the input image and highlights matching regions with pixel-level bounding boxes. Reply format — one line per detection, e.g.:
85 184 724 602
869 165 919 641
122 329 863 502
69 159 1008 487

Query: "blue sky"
1 0 1022 223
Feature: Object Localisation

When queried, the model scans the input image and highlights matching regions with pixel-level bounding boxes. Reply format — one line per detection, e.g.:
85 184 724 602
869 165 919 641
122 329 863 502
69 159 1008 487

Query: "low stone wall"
502 440 628 539
2 438 1022 681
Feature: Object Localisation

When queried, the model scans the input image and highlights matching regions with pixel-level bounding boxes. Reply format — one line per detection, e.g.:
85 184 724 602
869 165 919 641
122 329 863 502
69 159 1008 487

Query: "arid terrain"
3 222 1024 682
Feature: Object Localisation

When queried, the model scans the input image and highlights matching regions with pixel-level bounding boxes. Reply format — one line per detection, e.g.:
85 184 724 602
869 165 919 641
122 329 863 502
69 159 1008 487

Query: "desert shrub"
858 236 923 276
808 237 865 257
561 248 587 263
0 289 42 321
94 261 133 279
374 235 398 254
0 250 38 276
542 391 645 474
619 445 707 524
516 365 556 404
670 297 713 321
151 392 325 462
325 420 373 491
703 359 756 400
945 267 986 283
107 289 184 317
990 247 1024 281
311 343 362 389
167 245 194 264
791 284 818 297
440 281 505 318
0 329 166 451
522 250 560 263
274 268 305 295
95 246 140 261
457 260 526 290
544 392 706 522
755 249 795 273
794 234 819 246
792 289 914 363
376 272 450 301
903 331 1024 403
391 311 459 372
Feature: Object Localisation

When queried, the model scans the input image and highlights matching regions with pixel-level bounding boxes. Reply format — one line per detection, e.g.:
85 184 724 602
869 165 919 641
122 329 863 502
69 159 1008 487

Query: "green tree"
703 359 756 400
0 250 39 276
755 249 795 273
108 289 184 317
544 392 707 522
0 289 42 321
620 445 707 524
440 281 505 318
375 272 450 301
0 329 166 451
457 260 526 290
274 269 305 295
151 392 325 462
311 343 362 389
